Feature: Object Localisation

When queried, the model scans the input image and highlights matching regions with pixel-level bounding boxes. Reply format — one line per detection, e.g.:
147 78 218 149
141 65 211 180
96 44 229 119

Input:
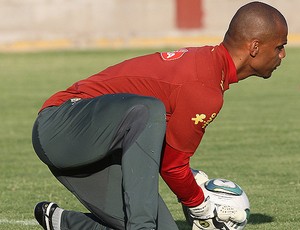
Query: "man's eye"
277 45 284 51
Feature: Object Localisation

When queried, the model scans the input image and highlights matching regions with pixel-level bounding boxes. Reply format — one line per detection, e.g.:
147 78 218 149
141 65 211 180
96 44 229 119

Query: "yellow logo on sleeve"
191 114 206 125
192 113 217 128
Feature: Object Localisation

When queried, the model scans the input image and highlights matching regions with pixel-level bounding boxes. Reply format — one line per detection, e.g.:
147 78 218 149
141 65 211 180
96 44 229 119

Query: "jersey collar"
219 43 238 91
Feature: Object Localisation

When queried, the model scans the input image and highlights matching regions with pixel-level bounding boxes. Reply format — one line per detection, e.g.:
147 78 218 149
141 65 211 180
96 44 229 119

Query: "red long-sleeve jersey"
40 43 238 207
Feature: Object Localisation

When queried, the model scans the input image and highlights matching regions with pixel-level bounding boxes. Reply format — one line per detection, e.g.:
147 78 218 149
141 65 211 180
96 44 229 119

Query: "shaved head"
224 1 288 45
222 1 288 80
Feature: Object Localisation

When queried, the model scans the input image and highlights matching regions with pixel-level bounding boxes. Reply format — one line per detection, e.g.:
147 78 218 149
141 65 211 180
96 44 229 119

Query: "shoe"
34 201 59 230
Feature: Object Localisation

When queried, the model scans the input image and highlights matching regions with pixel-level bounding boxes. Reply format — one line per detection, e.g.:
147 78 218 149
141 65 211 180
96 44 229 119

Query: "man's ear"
249 40 259 57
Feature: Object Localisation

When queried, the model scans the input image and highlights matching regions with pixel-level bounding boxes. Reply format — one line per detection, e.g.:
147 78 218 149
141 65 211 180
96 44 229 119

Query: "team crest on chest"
160 48 188 61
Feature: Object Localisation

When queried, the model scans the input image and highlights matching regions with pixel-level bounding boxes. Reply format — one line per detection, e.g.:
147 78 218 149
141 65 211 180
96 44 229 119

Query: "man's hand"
189 196 247 223
188 196 216 220
217 205 247 223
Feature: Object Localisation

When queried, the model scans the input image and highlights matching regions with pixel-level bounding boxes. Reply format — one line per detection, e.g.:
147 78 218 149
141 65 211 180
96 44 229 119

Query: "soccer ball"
182 178 250 230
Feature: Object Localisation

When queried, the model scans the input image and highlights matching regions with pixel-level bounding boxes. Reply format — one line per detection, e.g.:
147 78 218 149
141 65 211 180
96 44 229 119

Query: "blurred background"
1 0 299 52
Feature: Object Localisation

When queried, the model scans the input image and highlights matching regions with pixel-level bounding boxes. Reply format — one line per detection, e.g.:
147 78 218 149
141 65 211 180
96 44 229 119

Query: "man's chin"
262 75 272 79
261 72 273 79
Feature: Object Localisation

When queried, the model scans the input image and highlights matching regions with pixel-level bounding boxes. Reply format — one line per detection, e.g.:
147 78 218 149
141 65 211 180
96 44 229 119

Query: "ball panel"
201 179 250 213
205 179 243 196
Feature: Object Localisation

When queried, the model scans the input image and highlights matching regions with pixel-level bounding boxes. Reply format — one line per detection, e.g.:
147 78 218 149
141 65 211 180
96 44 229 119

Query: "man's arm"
160 143 204 207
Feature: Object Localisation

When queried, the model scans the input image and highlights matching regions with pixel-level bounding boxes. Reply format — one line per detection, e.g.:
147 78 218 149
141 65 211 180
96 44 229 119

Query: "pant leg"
60 211 111 230
111 97 178 230
58 196 179 230
61 203 178 230
120 99 166 229
49 152 126 230
52 164 178 230
33 94 178 230
157 196 179 230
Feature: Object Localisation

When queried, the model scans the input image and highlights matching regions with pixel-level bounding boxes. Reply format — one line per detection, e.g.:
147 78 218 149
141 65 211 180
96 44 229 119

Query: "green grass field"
0 47 299 230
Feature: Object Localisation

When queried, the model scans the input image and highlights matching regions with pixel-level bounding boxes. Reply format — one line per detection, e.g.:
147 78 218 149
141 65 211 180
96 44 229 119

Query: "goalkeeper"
32 2 287 230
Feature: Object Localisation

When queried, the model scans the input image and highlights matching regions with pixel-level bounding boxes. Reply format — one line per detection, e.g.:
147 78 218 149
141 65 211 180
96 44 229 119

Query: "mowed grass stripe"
0 219 37 226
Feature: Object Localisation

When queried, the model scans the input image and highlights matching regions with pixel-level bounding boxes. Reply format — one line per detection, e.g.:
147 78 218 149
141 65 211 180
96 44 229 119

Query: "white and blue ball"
183 176 250 230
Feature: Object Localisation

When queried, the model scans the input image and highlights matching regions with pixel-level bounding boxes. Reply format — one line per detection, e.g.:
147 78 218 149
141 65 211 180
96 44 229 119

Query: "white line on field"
0 218 38 225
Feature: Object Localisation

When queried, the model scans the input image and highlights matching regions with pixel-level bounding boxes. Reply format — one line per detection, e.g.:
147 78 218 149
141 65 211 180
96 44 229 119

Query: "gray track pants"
32 94 179 230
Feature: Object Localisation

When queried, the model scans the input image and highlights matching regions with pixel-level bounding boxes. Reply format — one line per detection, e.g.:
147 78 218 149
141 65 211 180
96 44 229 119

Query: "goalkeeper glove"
189 196 247 223
188 196 216 220
217 205 247 223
